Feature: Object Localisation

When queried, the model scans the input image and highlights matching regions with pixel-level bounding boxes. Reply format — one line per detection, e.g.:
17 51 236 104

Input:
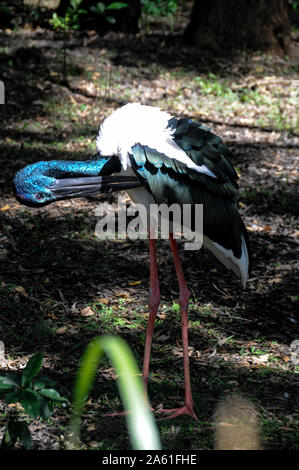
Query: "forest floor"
0 13 298 451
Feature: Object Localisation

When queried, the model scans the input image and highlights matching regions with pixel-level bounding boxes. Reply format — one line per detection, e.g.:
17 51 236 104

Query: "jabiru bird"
13 103 251 420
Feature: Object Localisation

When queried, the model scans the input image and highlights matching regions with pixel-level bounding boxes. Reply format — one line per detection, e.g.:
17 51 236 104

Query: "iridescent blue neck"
13 155 123 207
36 158 115 179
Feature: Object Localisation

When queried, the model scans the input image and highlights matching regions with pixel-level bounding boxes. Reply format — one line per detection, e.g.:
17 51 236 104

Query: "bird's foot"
103 405 155 418
102 410 129 418
157 404 198 421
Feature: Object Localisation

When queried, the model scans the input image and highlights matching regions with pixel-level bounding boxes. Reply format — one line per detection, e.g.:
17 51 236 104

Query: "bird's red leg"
104 237 159 417
142 237 160 398
159 233 198 421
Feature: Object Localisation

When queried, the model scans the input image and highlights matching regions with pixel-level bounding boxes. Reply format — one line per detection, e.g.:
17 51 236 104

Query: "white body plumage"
96 103 250 287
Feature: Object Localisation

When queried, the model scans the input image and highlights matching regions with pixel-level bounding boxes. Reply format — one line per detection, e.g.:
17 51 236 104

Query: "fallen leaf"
115 291 131 298
47 313 57 320
282 356 290 363
251 354 270 364
129 280 141 286
14 286 28 297
81 306 95 317
0 205 11 211
71 302 80 313
69 94 77 105
56 326 68 334
87 425 96 432
0 341 5 360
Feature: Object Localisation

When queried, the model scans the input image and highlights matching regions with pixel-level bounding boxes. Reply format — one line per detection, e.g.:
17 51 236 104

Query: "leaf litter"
0 15 298 450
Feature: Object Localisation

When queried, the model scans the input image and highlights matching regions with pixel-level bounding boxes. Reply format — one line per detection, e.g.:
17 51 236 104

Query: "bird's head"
13 157 130 208
13 162 57 207
13 160 107 207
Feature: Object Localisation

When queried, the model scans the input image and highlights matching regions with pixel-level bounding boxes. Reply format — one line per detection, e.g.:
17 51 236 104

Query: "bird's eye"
35 193 45 201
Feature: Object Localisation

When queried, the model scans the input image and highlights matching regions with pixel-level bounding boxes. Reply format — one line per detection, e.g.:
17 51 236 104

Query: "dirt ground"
0 11 298 450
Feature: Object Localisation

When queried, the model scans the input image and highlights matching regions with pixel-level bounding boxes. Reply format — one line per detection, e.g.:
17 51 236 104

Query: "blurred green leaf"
1 420 32 450
20 389 41 419
91 2 105 14
38 396 53 420
5 390 22 405
68 335 161 450
106 2 128 10
33 377 56 391
106 16 116 23
0 376 19 391
21 353 42 386
39 388 67 402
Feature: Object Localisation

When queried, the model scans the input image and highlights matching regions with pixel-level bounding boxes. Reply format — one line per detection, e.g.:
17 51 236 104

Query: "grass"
1 260 298 449
0 25 298 449
240 186 299 214
157 68 299 132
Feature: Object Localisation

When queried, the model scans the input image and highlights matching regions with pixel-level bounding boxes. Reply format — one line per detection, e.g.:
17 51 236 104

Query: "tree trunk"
183 0 291 55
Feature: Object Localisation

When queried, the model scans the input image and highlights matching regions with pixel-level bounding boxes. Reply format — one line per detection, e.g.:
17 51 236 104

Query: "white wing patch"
96 103 217 178
203 235 250 287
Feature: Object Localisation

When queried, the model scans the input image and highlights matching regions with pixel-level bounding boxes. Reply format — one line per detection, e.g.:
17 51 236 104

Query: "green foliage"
68 335 161 450
1 420 32 450
141 0 178 32
0 4 12 16
194 73 236 98
171 301 180 314
89 2 128 24
289 0 299 11
49 0 87 31
49 0 88 83
141 0 178 18
0 353 67 450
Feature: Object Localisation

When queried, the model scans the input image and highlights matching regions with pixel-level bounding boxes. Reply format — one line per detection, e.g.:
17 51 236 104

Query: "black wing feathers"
169 117 239 186
130 116 250 263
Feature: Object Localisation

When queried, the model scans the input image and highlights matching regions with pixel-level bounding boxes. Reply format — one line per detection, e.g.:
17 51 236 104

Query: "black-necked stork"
13 103 251 420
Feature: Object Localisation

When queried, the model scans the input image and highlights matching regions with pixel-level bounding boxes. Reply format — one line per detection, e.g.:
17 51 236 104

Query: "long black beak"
50 175 142 198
